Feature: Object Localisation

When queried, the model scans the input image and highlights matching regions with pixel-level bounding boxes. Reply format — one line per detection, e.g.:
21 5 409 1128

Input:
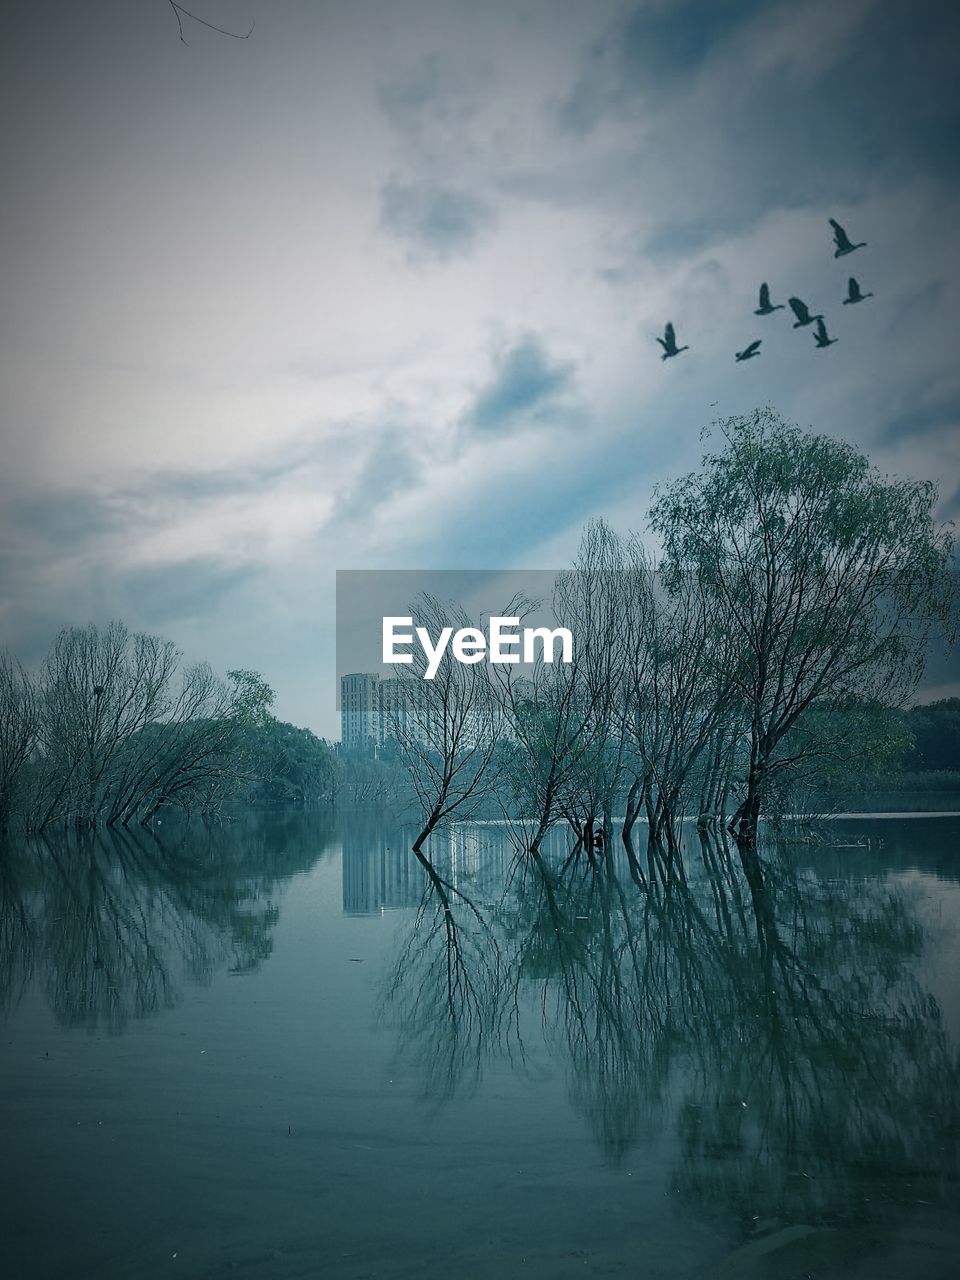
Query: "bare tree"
621 564 740 882
31 622 178 829
25 622 265 830
0 651 38 833
390 594 503 855
495 528 628 861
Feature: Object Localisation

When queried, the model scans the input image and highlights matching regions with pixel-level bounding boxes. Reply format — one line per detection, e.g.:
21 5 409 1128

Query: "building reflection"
341 824 421 915
341 821 512 914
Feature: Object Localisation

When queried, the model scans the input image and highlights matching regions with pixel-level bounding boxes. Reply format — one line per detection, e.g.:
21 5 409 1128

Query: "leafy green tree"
650 410 954 846
227 668 276 728
240 720 338 806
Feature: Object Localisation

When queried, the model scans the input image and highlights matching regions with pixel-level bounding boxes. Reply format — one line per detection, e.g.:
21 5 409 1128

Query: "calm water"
1 813 959 1279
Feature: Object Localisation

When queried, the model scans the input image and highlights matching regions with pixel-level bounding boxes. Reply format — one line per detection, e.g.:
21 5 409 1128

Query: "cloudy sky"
1 0 958 736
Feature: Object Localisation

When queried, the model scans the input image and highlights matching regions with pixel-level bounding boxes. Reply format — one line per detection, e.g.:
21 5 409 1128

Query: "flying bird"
788 296 823 328
735 340 762 362
829 217 866 257
842 276 873 305
657 322 688 360
813 317 837 349
754 283 784 316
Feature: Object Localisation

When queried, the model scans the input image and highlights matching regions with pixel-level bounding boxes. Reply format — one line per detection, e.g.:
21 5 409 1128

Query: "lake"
1 812 959 1279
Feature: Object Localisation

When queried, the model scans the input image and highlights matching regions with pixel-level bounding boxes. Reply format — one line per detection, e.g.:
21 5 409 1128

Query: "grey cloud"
0 455 305 657
888 283 947 339
331 432 420 525
558 0 773 134
377 52 478 139
942 486 960 522
120 559 259 628
377 50 490 167
2 454 312 560
14 452 307 523
0 557 260 667
379 52 445 121
879 396 960 446
379 177 494 258
4 489 119 553
542 0 960 265
467 337 576 434
119 454 312 505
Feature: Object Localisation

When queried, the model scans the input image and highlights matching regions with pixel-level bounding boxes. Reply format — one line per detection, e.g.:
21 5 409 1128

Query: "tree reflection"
673 829 960 1232
0 812 334 1030
379 831 522 1105
394 824 960 1233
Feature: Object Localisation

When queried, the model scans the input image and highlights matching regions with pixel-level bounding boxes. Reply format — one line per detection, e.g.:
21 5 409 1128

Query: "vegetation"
1 411 954 850
389 411 954 864
0 622 337 832
904 698 960 773
649 409 953 843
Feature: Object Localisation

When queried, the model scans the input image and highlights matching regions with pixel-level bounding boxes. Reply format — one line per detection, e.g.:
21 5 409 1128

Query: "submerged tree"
0 652 38 833
497 532 627 860
390 594 504 854
17 622 275 830
650 409 955 846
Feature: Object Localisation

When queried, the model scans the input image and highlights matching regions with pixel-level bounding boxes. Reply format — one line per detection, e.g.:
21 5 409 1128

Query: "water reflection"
2 813 958 1272
376 833 519 1104
0 812 335 1030
341 818 423 914
385 823 960 1235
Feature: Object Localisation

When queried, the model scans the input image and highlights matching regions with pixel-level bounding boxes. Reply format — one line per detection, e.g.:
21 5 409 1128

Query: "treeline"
0 621 338 832
902 699 960 774
387 411 955 866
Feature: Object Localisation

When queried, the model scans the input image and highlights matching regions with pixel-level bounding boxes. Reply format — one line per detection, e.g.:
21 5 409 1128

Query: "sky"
1 0 958 737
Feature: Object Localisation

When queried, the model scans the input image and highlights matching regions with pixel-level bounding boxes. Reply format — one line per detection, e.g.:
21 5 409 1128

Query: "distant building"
340 671 426 752
340 672 381 751
378 675 422 746
340 670 520 752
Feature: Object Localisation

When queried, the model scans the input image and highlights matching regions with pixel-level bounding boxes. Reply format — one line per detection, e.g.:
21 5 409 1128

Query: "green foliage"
227 668 276 728
766 698 914 812
649 409 956 839
238 719 339 806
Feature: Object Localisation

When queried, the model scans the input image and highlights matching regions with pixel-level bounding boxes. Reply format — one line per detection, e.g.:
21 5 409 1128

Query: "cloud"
379 177 495 259
377 52 484 150
558 0 772 133
534 0 960 267
378 52 446 124
467 336 576 433
879 396 960 446
331 431 420 525
120 559 259 628
2 489 118 555
2 0 958 737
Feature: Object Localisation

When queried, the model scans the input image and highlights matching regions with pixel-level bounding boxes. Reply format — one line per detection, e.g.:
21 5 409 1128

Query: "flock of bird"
657 218 872 364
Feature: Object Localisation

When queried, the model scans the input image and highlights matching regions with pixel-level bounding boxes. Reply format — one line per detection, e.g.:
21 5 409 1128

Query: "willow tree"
650 409 955 846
